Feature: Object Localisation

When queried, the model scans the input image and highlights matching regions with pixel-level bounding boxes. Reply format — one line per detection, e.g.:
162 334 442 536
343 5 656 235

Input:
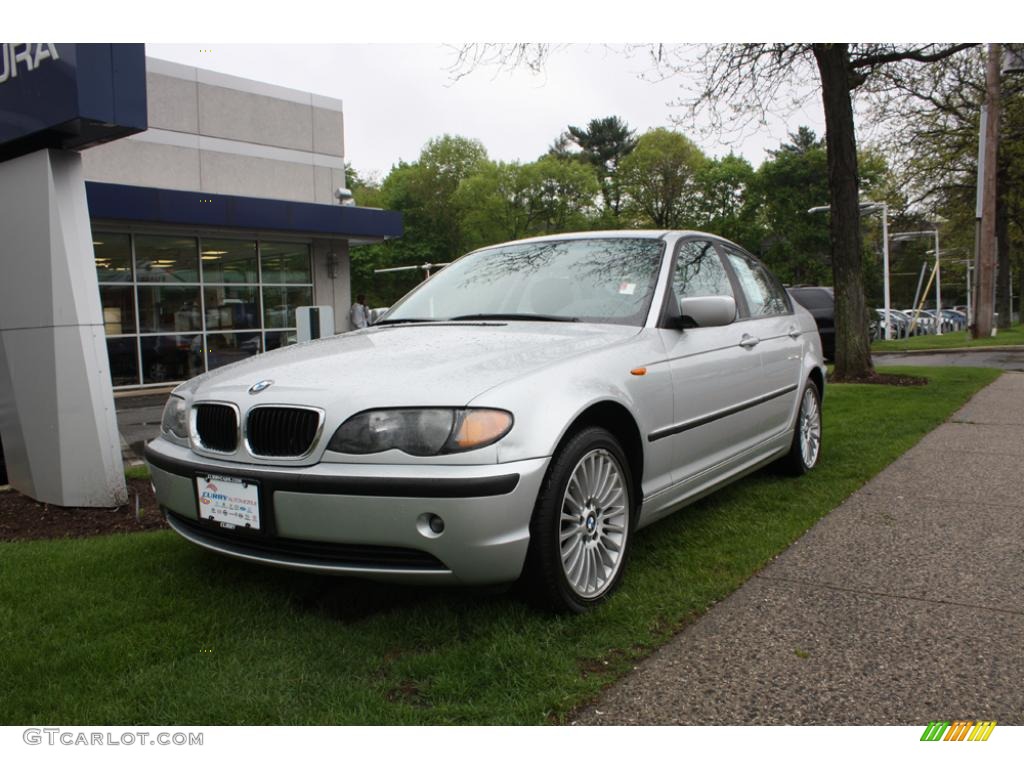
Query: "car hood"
177 322 640 412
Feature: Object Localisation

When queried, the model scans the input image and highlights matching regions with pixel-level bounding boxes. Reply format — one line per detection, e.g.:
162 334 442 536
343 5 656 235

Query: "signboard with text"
0 43 147 162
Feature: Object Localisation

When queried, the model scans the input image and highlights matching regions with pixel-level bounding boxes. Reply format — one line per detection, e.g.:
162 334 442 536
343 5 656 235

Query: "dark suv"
787 286 835 361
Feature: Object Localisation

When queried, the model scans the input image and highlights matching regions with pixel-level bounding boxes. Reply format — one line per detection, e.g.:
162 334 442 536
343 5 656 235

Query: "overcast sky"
146 43 827 183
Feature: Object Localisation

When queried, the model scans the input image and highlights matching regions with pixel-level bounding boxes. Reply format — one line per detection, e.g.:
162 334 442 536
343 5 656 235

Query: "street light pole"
967 260 973 325
808 200 892 339
880 203 892 341
934 229 942 334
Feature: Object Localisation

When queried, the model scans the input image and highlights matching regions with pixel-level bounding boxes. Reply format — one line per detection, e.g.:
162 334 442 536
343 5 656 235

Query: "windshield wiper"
447 313 580 323
373 318 438 325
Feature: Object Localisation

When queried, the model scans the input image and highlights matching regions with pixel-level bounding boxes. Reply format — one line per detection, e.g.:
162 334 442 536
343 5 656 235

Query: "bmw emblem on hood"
248 379 273 395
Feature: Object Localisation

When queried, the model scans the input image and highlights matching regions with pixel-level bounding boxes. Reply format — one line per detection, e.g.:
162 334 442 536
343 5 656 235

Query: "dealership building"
0 44 401 506
82 56 401 390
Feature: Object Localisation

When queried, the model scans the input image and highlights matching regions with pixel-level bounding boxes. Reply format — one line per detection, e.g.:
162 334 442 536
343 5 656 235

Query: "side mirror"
678 295 736 328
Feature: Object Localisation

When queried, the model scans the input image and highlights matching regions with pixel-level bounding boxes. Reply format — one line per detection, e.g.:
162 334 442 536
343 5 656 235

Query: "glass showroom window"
260 241 312 351
94 232 139 386
135 235 203 385
201 238 262 372
93 232 313 389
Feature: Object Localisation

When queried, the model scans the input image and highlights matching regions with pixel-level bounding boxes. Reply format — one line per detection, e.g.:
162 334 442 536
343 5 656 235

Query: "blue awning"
85 181 402 240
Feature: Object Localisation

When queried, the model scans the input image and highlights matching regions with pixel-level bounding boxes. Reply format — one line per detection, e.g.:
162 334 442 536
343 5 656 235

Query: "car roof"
474 229 720 250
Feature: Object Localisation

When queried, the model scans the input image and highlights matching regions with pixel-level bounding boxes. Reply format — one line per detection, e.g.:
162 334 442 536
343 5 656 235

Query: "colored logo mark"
920 721 996 742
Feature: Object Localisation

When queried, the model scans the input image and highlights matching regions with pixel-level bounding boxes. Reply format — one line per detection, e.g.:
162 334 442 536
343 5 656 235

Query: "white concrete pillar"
0 149 126 506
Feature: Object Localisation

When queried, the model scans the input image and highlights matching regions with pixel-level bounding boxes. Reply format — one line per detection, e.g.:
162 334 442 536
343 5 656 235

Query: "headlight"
160 396 189 441
327 408 513 456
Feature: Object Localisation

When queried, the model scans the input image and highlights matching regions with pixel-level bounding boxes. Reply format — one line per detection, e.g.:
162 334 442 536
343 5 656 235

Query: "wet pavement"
115 393 168 462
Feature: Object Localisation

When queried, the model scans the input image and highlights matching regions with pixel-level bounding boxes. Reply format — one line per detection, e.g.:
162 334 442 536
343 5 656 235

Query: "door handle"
739 334 760 349
788 327 802 339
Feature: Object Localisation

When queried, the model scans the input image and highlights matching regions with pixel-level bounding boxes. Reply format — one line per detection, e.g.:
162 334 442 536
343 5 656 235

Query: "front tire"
524 426 634 613
782 380 822 476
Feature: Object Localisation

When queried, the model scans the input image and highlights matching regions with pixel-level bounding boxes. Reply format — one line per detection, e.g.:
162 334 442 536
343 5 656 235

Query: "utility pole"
973 43 1001 339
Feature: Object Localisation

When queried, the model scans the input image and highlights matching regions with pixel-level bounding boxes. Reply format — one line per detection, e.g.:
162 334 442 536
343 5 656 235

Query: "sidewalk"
575 372 1024 725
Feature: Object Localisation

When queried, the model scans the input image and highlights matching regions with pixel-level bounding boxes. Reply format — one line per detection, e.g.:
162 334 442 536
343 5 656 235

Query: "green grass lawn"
872 323 1024 352
0 366 1000 725
124 463 152 481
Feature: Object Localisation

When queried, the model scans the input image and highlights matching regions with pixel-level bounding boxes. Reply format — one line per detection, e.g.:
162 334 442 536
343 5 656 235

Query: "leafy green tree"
345 163 384 208
455 161 535 246
619 128 706 229
559 116 638 219
456 157 600 247
692 153 760 250
750 129 831 285
748 130 894 292
524 156 602 233
349 136 488 306
382 135 489 262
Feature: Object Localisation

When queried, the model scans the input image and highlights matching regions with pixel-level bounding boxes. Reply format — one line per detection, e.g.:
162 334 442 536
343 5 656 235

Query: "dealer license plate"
196 474 261 530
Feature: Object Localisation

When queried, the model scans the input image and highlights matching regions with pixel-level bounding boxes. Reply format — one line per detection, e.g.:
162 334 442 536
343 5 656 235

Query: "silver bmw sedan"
146 231 825 612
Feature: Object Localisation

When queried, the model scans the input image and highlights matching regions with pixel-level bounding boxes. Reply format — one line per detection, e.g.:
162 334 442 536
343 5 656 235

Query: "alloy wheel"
799 387 822 468
558 448 629 598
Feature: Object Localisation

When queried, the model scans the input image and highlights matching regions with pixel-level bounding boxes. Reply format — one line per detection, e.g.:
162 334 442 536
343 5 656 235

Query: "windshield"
383 238 666 326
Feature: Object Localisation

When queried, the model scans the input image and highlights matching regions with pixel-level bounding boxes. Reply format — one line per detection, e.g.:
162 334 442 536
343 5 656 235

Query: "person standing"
349 294 371 329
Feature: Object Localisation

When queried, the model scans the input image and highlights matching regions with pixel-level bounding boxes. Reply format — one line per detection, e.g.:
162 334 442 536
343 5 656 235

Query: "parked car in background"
898 308 936 335
896 309 928 336
923 309 951 333
787 286 835 361
941 309 967 331
146 231 826 613
873 308 909 340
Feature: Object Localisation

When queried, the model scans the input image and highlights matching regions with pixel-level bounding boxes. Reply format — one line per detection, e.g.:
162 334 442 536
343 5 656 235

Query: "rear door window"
722 247 791 317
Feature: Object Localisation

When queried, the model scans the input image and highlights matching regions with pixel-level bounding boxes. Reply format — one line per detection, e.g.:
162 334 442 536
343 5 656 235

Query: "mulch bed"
830 372 929 386
0 477 167 542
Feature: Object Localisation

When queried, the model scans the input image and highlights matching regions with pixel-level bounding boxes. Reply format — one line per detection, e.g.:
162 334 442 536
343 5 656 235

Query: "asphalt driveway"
874 346 1024 371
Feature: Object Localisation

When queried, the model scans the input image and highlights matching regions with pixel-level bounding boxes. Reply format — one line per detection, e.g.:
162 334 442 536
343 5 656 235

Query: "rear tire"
524 426 635 613
782 380 822 476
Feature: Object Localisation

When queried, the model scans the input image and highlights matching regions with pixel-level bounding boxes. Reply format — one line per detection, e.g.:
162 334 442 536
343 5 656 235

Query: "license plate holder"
195 474 261 531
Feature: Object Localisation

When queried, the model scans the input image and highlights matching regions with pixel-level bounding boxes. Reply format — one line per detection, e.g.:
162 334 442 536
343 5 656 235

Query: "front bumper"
145 439 550 585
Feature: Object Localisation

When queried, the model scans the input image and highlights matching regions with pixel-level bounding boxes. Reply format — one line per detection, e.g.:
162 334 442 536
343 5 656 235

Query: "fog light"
417 512 446 538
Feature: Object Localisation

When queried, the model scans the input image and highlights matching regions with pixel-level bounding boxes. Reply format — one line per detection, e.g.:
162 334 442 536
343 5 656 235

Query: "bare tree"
865 47 1024 330
449 43 975 379
648 43 975 378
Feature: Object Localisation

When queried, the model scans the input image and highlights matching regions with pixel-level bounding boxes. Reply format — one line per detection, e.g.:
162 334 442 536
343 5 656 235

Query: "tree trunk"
813 44 874 379
973 45 1001 339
